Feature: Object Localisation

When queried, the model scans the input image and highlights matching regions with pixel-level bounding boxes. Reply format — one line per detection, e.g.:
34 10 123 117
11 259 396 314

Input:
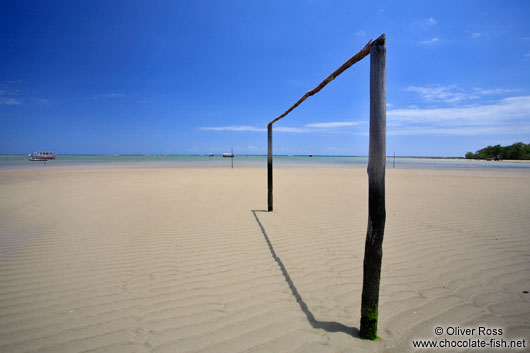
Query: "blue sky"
1 0 529 156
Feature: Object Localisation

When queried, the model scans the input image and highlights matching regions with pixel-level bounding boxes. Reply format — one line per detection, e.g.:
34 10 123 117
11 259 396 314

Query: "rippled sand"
1 167 529 352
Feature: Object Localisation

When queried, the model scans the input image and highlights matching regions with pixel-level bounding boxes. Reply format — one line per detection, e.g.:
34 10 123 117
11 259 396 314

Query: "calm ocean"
1 154 530 171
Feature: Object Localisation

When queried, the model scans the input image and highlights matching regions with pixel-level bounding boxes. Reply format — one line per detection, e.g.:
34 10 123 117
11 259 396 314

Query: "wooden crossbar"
268 34 385 126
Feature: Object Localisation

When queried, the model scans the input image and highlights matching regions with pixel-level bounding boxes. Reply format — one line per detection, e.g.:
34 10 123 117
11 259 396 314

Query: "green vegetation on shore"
465 142 530 160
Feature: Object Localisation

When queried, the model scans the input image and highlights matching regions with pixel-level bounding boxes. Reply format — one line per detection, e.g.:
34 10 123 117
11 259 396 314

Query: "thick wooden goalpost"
266 34 386 340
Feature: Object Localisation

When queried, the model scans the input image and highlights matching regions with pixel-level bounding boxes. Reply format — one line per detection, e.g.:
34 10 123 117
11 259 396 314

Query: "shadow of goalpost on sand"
251 210 361 338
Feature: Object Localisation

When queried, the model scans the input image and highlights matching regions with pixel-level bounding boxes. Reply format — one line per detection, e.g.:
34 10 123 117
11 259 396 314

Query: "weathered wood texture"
267 123 273 212
360 40 386 340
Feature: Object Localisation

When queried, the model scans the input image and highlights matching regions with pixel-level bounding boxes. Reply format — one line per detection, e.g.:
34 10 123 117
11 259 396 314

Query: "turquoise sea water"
1 154 530 171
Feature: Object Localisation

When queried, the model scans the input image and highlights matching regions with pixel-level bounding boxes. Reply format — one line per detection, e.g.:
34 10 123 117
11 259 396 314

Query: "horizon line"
0 153 465 159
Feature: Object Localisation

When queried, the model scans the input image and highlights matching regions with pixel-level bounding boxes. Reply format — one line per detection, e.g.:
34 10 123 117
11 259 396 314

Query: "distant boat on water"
223 148 235 158
28 152 56 161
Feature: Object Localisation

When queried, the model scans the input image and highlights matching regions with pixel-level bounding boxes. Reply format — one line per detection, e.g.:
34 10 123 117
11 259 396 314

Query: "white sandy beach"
1 166 529 352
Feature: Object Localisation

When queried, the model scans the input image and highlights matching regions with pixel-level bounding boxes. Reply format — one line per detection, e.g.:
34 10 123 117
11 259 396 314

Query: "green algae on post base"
360 305 379 340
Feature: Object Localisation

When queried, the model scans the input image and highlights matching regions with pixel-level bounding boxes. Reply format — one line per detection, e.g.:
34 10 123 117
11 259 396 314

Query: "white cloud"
472 88 516 95
275 127 309 133
406 85 478 103
387 96 530 135
356 30 366 37
406 85 519 103
419 37 439 44
201 97 530 137
306 121 360 129
389 96 530 124
471 32 482 38
200 121 366 133
306 121 361 128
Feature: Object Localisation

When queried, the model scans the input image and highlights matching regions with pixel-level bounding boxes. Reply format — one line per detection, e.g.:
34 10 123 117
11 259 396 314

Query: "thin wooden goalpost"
266 34 386 340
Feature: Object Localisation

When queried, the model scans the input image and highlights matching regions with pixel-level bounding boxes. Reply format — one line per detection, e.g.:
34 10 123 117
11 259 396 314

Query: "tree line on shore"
465 142 530 160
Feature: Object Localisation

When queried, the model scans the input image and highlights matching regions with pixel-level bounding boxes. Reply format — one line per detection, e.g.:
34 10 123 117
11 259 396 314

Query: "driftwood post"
268 123 273 211
360 38 386 340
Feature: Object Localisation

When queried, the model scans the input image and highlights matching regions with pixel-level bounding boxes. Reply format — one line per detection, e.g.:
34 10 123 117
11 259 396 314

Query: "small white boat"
28 152 56 161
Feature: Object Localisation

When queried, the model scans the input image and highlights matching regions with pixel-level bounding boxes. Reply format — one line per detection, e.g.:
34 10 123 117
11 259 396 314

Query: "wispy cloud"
0 81 18 103
94 93 126 99
356 30 366 37
32 98 49 104
471 32 482 38
306 121 361 128
425 17 436 26
0 81 49 106
415 17 437 31
200 125 310 133
200 125 266 132
419 37 439 45
388 96 530 135
200 121 365 133
0 97 22 105
201 94 530 137
390 96 530 124
276 127 309 133
0 84 22 104
472 88 516 95
406 85 518 103
405 85 478 103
